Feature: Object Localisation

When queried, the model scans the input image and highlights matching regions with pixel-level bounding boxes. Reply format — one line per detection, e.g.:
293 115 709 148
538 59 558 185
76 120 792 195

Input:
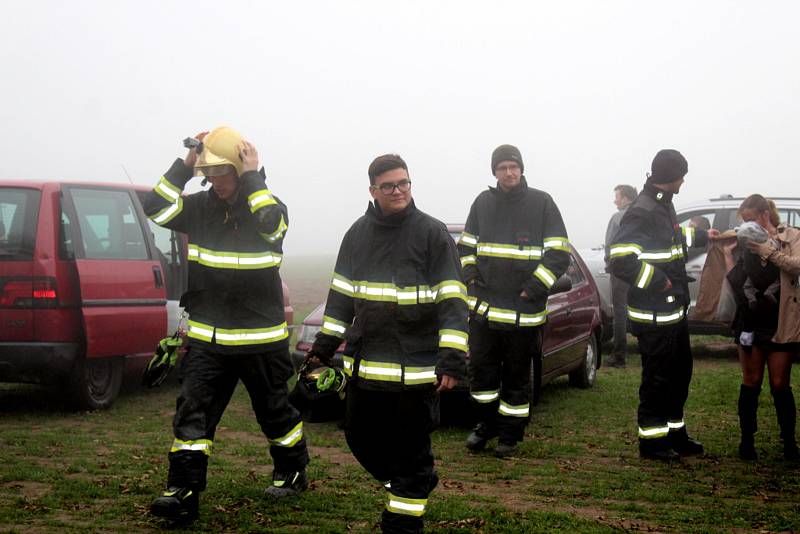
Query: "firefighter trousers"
344 385 439 534
635 319 694 449
467 319 542 444
166 344 309 490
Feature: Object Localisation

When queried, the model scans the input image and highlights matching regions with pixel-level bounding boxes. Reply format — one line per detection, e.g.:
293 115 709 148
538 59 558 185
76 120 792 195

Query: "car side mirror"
549 275 572 295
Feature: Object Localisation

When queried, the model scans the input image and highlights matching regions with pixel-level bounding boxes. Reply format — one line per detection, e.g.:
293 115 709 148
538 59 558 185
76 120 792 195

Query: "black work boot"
150 486 199 523
639 439 680 463
738 384 760 461
772 388 799 461
465 422 498 452
668 428 704 457
264 469 308 498
494 441 518 458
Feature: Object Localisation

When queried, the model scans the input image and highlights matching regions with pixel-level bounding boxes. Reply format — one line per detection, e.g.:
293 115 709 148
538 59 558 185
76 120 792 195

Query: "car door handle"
153 266 164 289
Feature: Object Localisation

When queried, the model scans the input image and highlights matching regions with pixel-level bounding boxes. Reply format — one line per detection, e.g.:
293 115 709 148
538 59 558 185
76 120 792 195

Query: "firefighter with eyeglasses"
609 149 719 461
459 144 570 458
307 154 468 534
144 126 308 523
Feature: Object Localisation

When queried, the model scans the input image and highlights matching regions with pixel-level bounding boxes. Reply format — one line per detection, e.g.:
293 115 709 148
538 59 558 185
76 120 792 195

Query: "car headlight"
297 324 321 345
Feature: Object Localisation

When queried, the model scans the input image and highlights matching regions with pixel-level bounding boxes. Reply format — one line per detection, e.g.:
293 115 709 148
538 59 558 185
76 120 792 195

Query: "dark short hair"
614 184 637 202
368 154 408 185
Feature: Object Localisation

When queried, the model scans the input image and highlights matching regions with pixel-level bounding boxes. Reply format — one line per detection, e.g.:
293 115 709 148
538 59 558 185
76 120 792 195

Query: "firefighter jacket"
609 183 709 329
143 159 289 353
311 200 468 391
457 177 570 330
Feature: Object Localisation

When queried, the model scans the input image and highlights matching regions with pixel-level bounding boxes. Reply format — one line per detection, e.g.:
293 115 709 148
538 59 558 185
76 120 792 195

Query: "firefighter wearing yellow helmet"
143 126 307 524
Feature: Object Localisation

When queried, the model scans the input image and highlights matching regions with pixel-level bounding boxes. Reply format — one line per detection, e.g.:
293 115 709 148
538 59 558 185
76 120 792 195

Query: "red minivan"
0 181 293 410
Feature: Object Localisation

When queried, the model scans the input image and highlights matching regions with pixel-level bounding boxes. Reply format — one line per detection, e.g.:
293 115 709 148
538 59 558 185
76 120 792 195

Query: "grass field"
1 258 800 532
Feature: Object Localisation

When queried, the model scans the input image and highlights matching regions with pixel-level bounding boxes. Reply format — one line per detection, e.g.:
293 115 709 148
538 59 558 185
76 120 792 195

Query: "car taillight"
0 277 58 308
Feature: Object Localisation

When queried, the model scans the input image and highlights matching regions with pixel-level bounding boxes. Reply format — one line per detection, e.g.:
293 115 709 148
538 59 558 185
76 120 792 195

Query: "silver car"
580 195 800 337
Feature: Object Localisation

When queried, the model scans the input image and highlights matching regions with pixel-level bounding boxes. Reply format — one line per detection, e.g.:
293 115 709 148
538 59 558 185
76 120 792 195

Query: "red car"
293 224 602 403
0 181 293 410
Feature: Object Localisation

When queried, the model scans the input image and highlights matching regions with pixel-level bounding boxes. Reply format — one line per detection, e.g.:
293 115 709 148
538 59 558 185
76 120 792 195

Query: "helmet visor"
195 164 237 177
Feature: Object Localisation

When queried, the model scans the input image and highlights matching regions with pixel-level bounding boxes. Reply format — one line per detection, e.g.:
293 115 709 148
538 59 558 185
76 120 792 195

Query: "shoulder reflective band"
187 320 289 345
321 315 349 338
638 425 669 439
543 237 570 252
460 254 477 267
171 438 212 456
247 189 278 212
533 264 556 288
498 400 529 417
439 329 468 352
260 214 287 243
404 366 437 385
151 176 184 224
471 389 500 403
188 244 282 270
608 243 642 259
386 492 427 517
459 231 478 248
356 360 402 382
683 226 695 247
268 421 303 447
627 306 685 325
635 262 654 289
477 242 543 260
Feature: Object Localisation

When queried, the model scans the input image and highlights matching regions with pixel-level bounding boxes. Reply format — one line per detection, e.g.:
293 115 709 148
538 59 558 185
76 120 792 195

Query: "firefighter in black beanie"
609 149 719 461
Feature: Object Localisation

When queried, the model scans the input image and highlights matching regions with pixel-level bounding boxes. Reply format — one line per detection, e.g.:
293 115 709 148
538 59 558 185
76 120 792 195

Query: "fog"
2 1 798 254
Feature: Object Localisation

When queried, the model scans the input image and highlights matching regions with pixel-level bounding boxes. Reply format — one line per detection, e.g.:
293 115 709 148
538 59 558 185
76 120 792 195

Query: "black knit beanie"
648 149 688 184
491 144 524 174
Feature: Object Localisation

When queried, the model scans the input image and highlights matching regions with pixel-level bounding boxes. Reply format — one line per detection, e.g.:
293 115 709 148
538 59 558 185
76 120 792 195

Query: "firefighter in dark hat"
609 149 719 461
458 144 570 458
143 127 308 523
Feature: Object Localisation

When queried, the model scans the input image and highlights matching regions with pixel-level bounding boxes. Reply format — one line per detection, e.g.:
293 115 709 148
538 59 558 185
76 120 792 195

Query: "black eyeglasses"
371 180 412 195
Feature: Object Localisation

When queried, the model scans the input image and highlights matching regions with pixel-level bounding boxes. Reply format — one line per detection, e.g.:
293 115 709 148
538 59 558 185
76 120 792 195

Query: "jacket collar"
366 198 417 227
643 182 673 204
490 175 528 201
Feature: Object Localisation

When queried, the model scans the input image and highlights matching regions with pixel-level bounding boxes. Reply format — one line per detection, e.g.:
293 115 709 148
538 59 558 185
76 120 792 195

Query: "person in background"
609 149 719 462
734 194 799 461
604 184 637 368
458 144 569 457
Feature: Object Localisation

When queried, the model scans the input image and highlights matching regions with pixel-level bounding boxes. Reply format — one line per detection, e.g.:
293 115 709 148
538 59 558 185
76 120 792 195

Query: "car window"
777 209 800 228
71 188 149 260
677 210 716 231
0 187 41 261
566 254 585 285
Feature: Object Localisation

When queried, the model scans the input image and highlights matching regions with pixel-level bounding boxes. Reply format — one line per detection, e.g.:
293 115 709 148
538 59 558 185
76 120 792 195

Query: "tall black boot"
771 388 799 461
738 384 760 461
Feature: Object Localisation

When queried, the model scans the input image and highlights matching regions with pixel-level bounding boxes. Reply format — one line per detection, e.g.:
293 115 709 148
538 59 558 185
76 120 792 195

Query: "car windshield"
0 188 41 261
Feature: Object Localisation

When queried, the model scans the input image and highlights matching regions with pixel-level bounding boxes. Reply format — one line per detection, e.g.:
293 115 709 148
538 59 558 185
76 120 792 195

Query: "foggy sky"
2 1 798 254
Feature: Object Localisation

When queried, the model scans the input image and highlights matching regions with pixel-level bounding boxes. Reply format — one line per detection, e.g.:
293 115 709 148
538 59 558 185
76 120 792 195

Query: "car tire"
68 356 124 410
569 333 598 389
